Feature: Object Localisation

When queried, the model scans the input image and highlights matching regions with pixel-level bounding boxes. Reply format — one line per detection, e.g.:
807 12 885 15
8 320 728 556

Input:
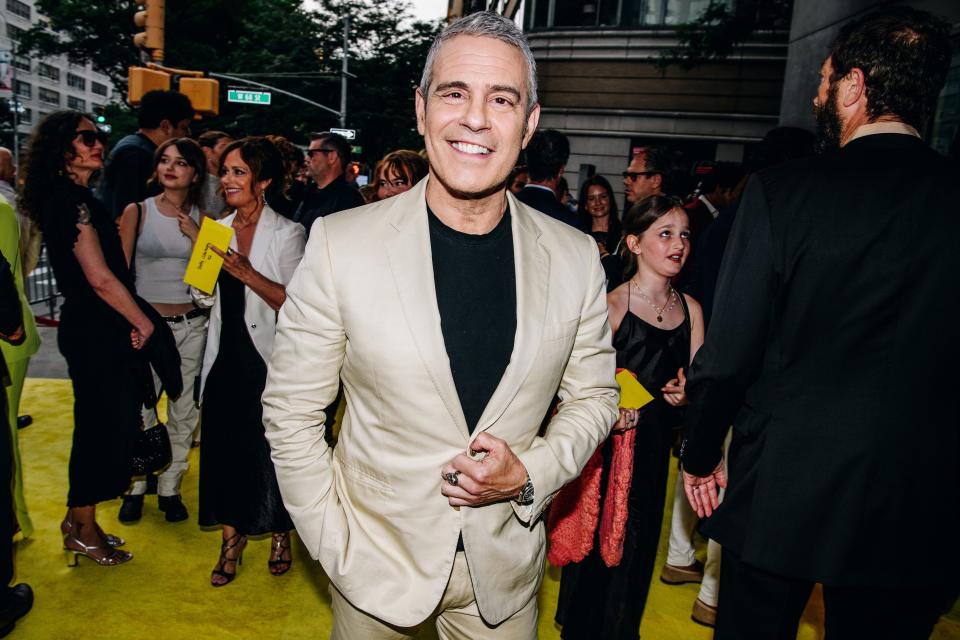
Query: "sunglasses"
75 129 109 148
622 170 659 181
306 148 336 157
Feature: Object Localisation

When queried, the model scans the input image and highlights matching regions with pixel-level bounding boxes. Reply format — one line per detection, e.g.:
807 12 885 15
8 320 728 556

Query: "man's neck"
313 170 340 190
527 177 558 192
840 114 912 147
425 177 507 235
138 128 166 147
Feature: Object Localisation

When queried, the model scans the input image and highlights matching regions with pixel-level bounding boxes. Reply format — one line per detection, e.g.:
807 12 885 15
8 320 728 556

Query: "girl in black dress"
556 195 705 639
20 111 156 566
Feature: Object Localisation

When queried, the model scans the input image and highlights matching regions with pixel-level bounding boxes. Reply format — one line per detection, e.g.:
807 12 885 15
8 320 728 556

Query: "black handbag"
130 382 173 476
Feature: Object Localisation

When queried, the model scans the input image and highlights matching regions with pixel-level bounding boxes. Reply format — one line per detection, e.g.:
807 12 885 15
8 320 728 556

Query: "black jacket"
297 174 364 237
681 133 959 588
515 185 580 229
97 133 161 221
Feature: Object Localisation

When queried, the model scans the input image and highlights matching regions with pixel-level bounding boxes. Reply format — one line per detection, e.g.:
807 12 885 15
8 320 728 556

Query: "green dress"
0 196 39 537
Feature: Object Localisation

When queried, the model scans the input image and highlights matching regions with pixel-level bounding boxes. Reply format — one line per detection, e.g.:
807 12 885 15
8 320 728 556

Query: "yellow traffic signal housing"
179 77 220 116
133 0 165 62
128 66 171 104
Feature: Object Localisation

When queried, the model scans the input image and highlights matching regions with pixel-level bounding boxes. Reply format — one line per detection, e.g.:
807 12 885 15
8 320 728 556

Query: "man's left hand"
682 459 727 518
441 432 528 507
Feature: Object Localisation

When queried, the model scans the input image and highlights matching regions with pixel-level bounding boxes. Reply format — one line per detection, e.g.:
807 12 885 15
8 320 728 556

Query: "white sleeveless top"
135 196 200 304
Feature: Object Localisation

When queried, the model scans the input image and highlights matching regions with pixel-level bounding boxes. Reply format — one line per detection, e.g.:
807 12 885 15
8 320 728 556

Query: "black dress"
556 289 691 640
199 270 292 534
39 180 144 507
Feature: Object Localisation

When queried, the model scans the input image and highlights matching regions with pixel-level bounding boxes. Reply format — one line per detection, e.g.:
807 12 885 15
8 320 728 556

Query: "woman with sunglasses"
19 111 154 566
115 138 208 525
577 175 624 291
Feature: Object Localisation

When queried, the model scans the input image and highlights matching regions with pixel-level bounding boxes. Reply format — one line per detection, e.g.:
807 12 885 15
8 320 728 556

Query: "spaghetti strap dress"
556 288 692 640
198 270 293 534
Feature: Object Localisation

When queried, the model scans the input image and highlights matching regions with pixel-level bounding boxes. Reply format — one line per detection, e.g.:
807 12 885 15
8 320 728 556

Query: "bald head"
0 148 14 182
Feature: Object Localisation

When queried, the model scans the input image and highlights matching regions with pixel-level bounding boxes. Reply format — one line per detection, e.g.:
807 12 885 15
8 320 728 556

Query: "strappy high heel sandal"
268 532 292 576
211 534 247 587
63 534 133 567
60 514 125 548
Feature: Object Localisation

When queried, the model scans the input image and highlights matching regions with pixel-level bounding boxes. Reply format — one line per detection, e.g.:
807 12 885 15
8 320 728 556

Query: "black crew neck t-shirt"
428 206 517 434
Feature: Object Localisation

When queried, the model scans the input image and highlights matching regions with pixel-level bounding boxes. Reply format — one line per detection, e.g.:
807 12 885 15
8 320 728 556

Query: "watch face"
516 479 534 506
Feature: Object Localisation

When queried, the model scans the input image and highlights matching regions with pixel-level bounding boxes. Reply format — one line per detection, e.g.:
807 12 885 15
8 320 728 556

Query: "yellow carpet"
11 378 960 639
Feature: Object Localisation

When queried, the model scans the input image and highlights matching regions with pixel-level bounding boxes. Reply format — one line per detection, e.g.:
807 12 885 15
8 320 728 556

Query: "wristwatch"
515 475 534 506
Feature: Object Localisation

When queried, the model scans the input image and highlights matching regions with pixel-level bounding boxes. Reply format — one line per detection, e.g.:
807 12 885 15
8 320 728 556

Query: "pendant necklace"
632 279 677 323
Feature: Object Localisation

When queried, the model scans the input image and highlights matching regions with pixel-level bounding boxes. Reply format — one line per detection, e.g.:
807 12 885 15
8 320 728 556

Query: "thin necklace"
631 279 677 323
160 192 189 214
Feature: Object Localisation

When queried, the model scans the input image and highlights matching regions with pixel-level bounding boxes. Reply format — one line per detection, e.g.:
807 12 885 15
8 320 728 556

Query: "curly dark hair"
828 7 951 131
218 136 285 205
18 110 89 223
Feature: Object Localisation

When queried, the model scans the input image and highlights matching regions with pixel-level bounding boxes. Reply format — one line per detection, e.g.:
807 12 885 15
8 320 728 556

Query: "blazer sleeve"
262 216 345 559
0 253 22 340
513 235 620 523
681 175 778 476
276 220 307 285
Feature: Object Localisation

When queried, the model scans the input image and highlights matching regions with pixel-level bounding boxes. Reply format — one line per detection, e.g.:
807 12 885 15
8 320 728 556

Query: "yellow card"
183 217 234 294
616 369 655 410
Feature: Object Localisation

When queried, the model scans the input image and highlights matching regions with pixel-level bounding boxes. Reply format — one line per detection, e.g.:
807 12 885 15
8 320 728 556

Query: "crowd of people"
0 6 956 639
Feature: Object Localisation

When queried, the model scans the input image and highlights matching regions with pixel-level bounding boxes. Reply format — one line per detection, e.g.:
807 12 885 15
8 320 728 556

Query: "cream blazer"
262 178 618 626
198 205 305 401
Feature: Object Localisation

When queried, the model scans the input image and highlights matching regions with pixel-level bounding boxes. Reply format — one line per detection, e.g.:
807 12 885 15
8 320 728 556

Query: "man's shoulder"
514 198 589 251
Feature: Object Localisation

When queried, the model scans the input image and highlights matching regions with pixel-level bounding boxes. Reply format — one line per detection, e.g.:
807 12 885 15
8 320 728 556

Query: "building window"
19 108 31 125
12 56 29 73
67 96 86 111
14 80 30 99
38 63 60 82
91 81 108 97
6 0 30 19
5 24 26 42
67 73 86 91
38 87 60 106
528 0 732 29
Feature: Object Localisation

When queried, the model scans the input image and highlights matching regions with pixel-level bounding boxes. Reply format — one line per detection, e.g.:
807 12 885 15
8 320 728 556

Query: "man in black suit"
680 8 957 638
515 129 579 228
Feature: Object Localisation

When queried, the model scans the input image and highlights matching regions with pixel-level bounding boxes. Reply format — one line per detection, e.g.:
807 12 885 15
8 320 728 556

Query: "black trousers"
716 548 955 640
0 381 13 587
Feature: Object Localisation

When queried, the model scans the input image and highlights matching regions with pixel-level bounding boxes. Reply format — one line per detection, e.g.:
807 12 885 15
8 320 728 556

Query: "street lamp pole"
339 15 348 128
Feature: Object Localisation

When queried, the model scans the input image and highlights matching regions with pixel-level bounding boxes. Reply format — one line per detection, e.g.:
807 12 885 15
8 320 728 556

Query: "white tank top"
134 196 200 304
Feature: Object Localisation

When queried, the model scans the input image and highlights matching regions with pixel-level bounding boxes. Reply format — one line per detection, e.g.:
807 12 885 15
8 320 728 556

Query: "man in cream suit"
262 12 619 639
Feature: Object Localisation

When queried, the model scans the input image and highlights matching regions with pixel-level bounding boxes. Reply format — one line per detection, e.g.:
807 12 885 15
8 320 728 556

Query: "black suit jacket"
681 133 959 588
515 185 580 228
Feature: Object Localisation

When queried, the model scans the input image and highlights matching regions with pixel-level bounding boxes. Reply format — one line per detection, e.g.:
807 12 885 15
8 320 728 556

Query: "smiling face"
416 35 540 201
157 145 198 191
67 118 105 175
220 149 270 210
627 208 691 279
585 184 611 218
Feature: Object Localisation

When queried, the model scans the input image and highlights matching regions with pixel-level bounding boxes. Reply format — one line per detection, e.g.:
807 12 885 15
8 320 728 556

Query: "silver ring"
443 471 460 486
226 248 234 256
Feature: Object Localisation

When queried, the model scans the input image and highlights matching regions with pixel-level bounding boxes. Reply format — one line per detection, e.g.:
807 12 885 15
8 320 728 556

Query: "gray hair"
419 11 539 116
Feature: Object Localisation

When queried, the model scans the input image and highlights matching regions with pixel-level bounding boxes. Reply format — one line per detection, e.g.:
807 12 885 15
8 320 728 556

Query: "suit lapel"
384 182 470 441
473 194 549 438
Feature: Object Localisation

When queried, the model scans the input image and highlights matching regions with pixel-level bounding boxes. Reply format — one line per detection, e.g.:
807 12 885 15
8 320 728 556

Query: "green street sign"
351 145 362 154
227 89 272 105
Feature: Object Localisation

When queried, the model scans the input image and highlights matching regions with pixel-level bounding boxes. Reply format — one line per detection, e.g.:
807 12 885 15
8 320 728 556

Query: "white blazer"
262 178 618 626
199 205 305 401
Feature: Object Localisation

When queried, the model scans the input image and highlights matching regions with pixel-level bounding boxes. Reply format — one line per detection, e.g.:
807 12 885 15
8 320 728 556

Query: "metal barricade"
25 242 60 326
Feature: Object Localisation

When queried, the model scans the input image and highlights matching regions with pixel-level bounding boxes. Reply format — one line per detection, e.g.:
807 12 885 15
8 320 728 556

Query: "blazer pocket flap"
334 456 396 495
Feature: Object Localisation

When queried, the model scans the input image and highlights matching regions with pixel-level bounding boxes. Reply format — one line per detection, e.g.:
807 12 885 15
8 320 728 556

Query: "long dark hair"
149 137 207 208
576 175 621 248
618 194 686 281
19 110 87 223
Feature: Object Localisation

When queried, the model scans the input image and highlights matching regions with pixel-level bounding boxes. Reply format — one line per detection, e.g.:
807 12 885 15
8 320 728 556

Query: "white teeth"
452 141 490 155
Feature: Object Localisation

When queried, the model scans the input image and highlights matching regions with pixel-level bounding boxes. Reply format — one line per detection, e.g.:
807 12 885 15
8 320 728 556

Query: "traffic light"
128 66 170 104
133 0 165 62
178 77 220 117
